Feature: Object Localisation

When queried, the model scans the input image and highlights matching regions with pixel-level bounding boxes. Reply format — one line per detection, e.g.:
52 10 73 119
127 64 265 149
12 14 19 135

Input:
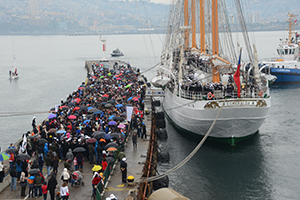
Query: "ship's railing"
179 88 269 100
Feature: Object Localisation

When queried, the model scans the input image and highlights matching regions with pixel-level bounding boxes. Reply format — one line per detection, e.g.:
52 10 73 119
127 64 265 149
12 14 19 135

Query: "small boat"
111 48 124 57
9 68 19 79
261 13 300 84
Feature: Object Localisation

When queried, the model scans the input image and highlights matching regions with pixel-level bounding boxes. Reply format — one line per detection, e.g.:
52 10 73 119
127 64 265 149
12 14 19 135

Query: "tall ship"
151 0 271 145
261 13 300 84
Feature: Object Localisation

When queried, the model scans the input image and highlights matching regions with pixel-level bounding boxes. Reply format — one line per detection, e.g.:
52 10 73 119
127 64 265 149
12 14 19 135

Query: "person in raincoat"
20 172 27 196
65 149 74 170
60 168 70 183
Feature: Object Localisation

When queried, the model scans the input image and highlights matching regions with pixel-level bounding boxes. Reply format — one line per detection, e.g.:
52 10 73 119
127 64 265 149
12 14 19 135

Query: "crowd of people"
2 61 147 199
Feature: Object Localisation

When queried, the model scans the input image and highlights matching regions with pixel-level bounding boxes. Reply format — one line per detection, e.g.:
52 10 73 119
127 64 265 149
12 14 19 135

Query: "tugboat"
261 13 300 84
111 48 124 57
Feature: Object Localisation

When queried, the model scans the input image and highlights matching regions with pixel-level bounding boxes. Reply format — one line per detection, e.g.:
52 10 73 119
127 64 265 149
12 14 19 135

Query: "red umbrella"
60 105 68 109
78 87 85 90
103 94 109 98
68 115 77 120
73 107 80 111
86 138 97 143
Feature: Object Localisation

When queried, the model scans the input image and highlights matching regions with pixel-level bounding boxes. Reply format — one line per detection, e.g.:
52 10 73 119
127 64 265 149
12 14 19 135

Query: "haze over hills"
0 0 299 35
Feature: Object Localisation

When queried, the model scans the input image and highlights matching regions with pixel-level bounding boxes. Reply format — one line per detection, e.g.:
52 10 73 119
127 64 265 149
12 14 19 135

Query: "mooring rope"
136 100 225 183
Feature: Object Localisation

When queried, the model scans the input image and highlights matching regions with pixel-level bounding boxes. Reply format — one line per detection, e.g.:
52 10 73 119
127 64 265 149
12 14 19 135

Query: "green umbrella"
0 153 10 161
108 73 112 76
100 76 104 79
125 85 131 88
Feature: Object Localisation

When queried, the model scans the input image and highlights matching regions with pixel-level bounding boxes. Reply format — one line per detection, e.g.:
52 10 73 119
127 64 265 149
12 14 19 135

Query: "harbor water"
1 32 300 199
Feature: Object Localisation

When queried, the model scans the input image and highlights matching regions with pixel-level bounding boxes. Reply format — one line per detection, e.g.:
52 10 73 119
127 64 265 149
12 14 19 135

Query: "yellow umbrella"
92 165 102 172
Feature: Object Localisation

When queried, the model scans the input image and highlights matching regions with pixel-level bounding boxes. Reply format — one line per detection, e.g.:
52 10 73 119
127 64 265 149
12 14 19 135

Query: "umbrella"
115 104 123 108
80 105 89 111
0 153 10 161
61 107 68 111
101 102 107 106
48 128 56 133
117 78 121 80
73 147 86 153
110 133 125 139
57 130 66 134
93 110 102 115
73 107 80 111
37 138 48 145
83 119 91 124
28 175 35 180
106 156 114 163
106 147 117 152
108 121 116 126
5 148 18 154
105 142 118 149
117 124 126 129
87 106 94 111
92 165 102 172
92 131 105 137
68 102 75 107
104 134 113 140
105 103 113 108
88 108 99 113
16 153 30 161
102 94 109 98
86 138 97 143
108 115 115 120
127 97 133 101
125 85 131 88
27 135 38 140
68 115 77 120
48 113 56 119
49 107 55 111
28 168 40 175
107 99 115 104
113 116 123 121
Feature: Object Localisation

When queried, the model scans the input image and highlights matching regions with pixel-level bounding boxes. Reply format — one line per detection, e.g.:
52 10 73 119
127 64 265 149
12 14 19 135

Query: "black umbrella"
88 108 99 113
73 147 86 153
94 133 105 140
16 153 31 161
105 142 118 150
80 105 89 111
113 116 123 121
106 156 114 164
92 131 105 137
5 148 18 154
37 138 48 145
107 100 115 104
105 103 113 108
28 168 40 175
27 135 38 140
110 133 125 139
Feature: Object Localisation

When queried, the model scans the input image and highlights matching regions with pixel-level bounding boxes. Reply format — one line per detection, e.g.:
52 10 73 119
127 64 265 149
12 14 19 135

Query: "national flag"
19 134 27 154
295 19 297 23
234 48 242 98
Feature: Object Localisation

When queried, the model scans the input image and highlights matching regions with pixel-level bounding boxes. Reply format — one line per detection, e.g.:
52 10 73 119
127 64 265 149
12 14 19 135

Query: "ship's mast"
211 0 219 55
191 0 196 48
287 13 298 45
184 0 189 49
200 0 205 53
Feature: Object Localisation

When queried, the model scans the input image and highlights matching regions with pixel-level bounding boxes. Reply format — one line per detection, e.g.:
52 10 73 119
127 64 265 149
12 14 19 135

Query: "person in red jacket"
92 173 101 194
42 182 48 200
101 157 107 171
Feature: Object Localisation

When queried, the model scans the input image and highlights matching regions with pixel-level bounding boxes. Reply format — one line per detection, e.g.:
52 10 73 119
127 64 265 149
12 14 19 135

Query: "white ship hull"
163 88 271 140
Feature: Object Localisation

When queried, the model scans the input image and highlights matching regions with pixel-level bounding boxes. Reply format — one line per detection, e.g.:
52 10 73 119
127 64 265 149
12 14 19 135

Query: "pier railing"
137 98 158 200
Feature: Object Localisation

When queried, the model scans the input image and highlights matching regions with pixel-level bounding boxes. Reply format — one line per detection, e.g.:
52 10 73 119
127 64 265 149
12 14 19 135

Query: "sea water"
1 32 300 199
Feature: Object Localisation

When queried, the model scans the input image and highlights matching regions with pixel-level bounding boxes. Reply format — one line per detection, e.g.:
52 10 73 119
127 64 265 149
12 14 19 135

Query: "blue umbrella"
48 113 56 119
101 102 107 105
104 134 113 140
84 119 91 124
57 130 66 134
87 107 94 111
127 97 133 101
108 115 115 120
108 121 116 126
115 104 123 108
93 110 102 115
28 176 35 180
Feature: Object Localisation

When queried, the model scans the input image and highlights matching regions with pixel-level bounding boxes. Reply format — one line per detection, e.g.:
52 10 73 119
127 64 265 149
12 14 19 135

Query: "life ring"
207 92 215 100
259 90 263 97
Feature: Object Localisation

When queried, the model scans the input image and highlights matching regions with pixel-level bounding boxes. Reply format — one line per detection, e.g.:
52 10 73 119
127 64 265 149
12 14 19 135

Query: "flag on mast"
234 48 242 98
